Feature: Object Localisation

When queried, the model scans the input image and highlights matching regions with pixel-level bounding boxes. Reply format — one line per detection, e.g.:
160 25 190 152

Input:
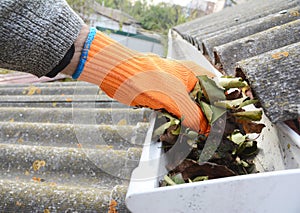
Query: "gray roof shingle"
173 0 300 123
0 81 151 212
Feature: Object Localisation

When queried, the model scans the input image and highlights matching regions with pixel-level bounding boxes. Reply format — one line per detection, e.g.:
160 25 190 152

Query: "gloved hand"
75 28 215 134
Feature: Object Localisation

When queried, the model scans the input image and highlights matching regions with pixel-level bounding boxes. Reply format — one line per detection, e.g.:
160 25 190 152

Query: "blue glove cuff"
72 27 97 79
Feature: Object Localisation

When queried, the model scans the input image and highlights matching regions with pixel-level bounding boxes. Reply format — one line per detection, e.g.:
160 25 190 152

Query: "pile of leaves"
156 75 266 186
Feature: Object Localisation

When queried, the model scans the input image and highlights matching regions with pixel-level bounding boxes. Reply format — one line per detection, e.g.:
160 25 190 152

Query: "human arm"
0 0 213 133
0 0 84 77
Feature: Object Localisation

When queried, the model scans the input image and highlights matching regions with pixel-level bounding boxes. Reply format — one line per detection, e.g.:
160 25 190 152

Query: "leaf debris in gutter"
156 75 265 186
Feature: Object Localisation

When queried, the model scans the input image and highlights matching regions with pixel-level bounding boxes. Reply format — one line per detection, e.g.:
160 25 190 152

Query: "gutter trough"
126 23 300 212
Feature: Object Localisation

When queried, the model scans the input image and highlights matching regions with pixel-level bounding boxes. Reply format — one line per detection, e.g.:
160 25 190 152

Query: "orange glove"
76 29 214 134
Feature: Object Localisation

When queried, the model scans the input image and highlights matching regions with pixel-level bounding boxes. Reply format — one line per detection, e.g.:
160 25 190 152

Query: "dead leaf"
49 182 57 187
17 138 24 143
173 159 236 180
271 51 289 60
290 10 299 17
25 85 41 95
32 160 46 171
32 177 45 182
159 125 179 144
225 90 242 100
117 119 127 126
236 119 266 134
232 110 262 121
108 199 118 213
16 201 23 207
218 76 248 89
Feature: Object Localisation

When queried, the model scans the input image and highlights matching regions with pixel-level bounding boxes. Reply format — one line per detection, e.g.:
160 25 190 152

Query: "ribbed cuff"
0 1 83 77
72 28 97 79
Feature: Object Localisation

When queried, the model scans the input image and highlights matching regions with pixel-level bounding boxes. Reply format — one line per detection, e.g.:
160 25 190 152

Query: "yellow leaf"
49 182 57 187
16 201 22 206
17 138 24 143
9 118 14 122
117 119 127 126
24 170 30 176
66 98 72 102
271 51 289 60
32 160 46 171
52 102 57 107
290 10 299 17
25 85 41 95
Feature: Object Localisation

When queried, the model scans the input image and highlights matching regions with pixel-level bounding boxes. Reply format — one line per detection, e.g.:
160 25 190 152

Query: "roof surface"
173 0 299 123
0 80 151 212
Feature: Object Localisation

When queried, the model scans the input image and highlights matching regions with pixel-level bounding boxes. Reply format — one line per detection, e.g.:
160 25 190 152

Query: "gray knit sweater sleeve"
0 0 83 77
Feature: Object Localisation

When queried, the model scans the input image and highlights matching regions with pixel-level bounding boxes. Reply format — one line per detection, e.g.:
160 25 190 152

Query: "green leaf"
239 99 259 108
187 139 197 148
153 121 172 137
154 113 181 137
197 75 225 102
232 141 247 155
218 77 248 89
193 176 209 182
210 105 227 124
232 110 263 121
189 81 201 100
186 130 199 140
164 175 176 186
214 96 248 109
171 125 181 135
158 113 180 125
199 101 213 123
228 131 247 145
172 173 185 184
236 158 249 167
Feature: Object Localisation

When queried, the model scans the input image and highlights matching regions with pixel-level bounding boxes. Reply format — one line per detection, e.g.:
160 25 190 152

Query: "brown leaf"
236 119 265 134
271 51 289 60
225 90 242 100
108 199 118 213
172 159 236 180
159 125 179 145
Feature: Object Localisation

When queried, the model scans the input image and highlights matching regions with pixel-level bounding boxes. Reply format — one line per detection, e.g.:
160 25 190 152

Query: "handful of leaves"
155 75 266 186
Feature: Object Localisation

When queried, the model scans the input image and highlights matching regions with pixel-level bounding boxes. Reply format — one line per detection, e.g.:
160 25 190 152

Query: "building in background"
88 2 164 56
188 0 226 15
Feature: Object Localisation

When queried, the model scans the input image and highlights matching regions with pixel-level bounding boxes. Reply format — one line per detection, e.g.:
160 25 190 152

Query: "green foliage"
67 0 190 35
138 2 187 34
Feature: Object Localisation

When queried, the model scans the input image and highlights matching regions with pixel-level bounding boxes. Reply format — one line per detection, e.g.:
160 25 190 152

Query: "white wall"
89 14 137 34
108 33 164 56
